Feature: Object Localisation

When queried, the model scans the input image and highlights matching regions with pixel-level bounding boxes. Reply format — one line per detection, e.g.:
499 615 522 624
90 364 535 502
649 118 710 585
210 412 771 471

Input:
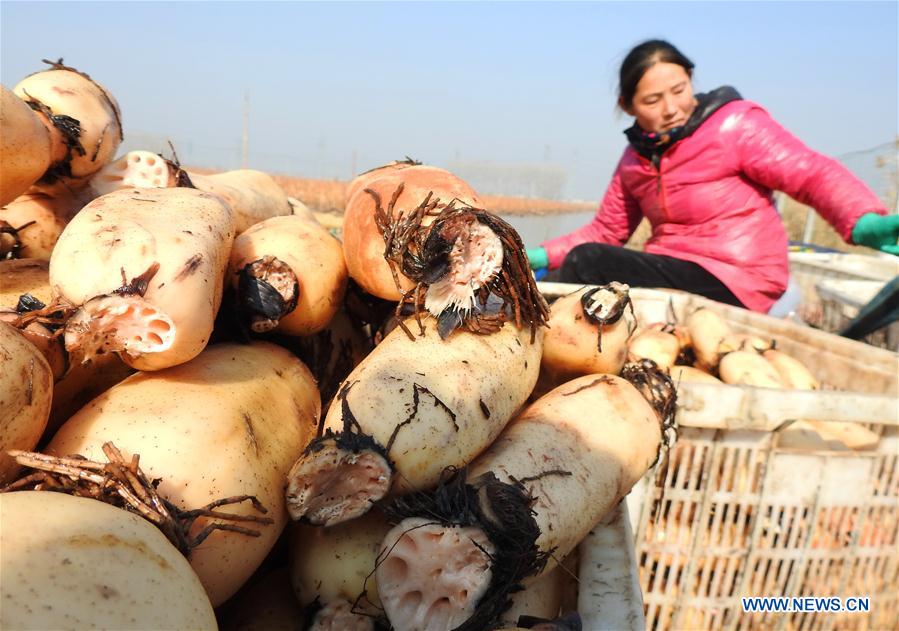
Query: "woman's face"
625 62 696 134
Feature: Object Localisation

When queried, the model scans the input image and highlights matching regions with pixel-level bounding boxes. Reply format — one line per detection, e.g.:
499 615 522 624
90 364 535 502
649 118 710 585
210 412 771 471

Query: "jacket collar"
625 86 743 165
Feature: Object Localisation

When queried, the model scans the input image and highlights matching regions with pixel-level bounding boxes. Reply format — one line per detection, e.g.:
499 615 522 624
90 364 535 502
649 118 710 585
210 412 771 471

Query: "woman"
527 39 898 312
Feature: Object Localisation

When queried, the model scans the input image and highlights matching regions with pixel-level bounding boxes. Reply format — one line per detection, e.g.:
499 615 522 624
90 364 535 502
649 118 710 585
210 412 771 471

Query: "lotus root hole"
427 597 452 619
285 444 391 526
398 533 419 554
383 556 409 581
149 319 172 332
399 590 423 614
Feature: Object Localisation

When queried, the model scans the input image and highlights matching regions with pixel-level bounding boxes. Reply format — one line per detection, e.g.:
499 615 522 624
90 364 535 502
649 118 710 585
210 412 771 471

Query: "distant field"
269 174 596 217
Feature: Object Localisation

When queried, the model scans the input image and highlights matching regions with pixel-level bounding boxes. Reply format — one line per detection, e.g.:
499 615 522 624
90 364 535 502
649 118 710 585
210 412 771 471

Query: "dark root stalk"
0 220 37 260
113 262 160 297
163 140 195 188
15 293 47 314
2 441 274 557
344 278 399 336
580 282 635 352
620 358 679 528
284 327 358 408
368 185 549 341
381 468 548 631
21 93 84 184
657 298 697 366
5 296 77 333
620 359 678 459
517 611 584 630
236 256 299 333
304 381 391 463
675 343 697 367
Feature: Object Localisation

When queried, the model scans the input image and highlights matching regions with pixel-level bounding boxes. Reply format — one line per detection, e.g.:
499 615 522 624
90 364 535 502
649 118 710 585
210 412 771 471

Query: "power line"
837 140 897 160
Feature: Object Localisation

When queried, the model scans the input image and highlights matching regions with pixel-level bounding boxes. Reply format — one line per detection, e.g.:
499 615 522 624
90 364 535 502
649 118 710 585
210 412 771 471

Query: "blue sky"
2 1 896 201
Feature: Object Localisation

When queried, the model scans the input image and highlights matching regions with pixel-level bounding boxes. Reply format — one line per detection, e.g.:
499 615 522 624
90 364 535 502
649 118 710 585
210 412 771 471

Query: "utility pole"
241 91 250 168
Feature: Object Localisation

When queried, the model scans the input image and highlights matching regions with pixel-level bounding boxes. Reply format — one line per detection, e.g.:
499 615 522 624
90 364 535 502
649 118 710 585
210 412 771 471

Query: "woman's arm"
539 155 644 269
730 104 887 243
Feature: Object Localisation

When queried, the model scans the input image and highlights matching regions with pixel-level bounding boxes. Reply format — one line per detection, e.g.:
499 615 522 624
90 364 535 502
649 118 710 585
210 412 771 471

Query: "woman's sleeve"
731 105 887 242
540 157 643 269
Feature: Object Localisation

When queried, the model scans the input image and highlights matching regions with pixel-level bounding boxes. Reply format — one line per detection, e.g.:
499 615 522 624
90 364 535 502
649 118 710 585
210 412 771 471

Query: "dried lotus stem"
620 358 678 526
1 219 37 261
620 358 678 457
2 442 274 557
5 297 77 331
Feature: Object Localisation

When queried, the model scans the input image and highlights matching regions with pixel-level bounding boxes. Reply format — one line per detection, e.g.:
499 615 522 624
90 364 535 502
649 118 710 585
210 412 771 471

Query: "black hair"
618 39 694 110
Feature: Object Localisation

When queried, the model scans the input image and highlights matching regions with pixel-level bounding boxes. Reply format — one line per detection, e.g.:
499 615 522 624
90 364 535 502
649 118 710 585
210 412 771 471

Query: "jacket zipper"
640 151 669 223
655 156 669 223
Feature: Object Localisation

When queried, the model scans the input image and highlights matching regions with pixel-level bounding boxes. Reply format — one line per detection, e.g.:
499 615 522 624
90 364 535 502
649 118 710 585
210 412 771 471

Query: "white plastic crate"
814 278 899 351
787 251 899 333
788 251 899 284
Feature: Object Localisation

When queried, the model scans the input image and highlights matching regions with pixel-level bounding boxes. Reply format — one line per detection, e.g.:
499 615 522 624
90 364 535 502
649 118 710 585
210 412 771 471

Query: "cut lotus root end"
90 150 178 196
285 438 391 527
237 256 299 333
371 190 549 340
376 517 495 631
580 281 631 325
424 219 503 317
308 600 376 631
64 294 175 363
380 470 547 630
581 282 635 352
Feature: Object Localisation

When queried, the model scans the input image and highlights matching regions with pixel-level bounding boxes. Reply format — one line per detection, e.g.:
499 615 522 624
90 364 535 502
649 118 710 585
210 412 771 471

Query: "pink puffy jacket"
541 99 886 312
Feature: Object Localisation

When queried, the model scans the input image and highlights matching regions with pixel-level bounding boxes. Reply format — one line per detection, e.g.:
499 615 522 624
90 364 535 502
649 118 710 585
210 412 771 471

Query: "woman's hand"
526 247 548 269
527 247 549 280
852 213 899 255
526 247 549 279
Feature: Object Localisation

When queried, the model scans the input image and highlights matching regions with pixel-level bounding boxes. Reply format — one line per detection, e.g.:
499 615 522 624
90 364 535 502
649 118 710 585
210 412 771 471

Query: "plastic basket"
787 252 899 332
815 278 899 351
539 283 899 630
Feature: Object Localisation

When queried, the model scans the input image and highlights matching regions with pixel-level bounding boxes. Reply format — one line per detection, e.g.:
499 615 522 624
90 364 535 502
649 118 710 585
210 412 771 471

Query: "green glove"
852 213 899 255
526 246 549 270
